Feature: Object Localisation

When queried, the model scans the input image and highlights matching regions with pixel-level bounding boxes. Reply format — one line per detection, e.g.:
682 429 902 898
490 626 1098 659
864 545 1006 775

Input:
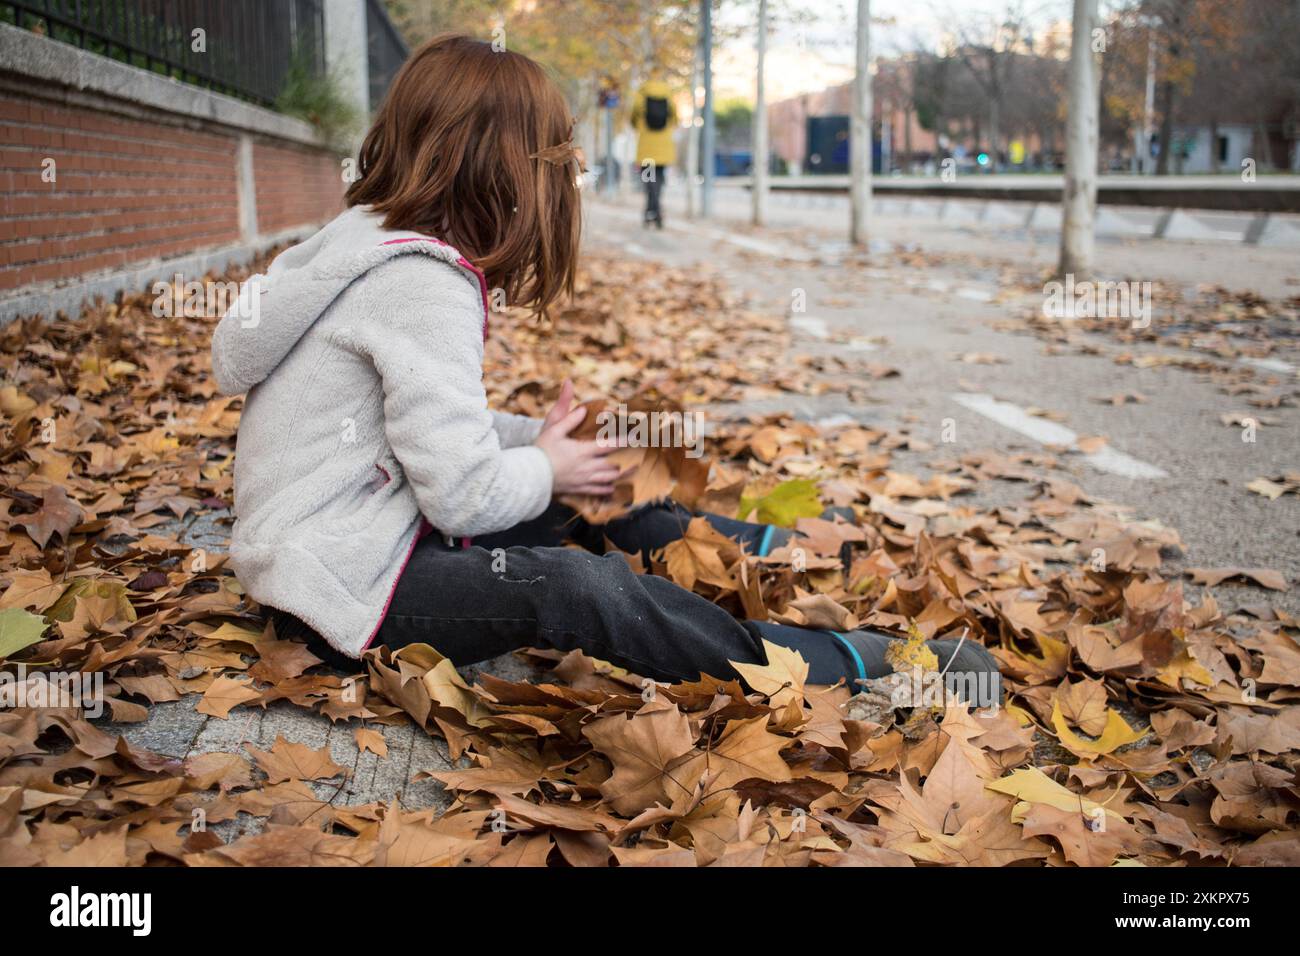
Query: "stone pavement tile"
406 740 456 811
114 698 208 757
191 697 264 756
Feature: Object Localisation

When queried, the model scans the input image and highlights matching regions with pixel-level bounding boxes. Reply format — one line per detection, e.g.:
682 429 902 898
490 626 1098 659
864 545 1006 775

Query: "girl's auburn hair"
346 34 581 315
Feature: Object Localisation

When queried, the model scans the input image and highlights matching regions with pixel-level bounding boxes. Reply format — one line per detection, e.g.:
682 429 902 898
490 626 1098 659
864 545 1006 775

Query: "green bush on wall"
275 49 363 151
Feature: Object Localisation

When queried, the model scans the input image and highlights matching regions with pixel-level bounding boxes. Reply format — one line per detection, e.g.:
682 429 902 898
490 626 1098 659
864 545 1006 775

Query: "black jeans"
644 164 664 224
349 501 997 692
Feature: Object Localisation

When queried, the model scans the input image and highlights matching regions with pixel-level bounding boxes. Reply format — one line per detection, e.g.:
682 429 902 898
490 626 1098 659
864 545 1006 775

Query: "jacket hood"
210 206 487 395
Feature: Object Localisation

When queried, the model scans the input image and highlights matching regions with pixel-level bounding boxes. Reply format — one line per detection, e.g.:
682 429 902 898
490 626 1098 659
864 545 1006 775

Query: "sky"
710 0 1075 103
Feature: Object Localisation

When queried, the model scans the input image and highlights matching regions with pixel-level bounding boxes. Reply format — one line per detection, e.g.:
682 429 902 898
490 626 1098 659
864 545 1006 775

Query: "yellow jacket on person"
630 81 677 168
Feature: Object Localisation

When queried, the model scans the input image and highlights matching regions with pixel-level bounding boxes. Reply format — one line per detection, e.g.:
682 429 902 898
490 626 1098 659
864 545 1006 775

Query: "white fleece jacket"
211 206 553 658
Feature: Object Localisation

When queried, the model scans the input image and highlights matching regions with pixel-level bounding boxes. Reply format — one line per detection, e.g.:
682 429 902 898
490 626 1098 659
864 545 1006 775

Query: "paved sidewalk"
589 194 1300 613
107 199 1298 820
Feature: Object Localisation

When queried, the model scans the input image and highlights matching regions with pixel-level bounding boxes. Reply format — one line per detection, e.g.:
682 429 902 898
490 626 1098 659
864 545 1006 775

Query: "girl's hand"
534 380 620 496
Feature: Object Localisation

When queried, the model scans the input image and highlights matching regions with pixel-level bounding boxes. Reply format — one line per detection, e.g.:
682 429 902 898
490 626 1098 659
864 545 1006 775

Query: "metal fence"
3 0 326 107
364 0 406 111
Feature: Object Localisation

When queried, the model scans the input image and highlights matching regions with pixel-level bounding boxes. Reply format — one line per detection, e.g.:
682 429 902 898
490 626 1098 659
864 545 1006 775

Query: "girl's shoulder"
334 253 488 348
360 251 483 311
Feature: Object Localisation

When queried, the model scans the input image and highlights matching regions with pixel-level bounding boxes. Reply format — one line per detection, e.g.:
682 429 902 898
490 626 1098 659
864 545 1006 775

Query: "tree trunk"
1059 0 1100 280
686 26 701 218
700 0 715 218
903 105 913 172
1155 76 1176 175
752 0 769 225
850 0 872 246
988 98 1000 170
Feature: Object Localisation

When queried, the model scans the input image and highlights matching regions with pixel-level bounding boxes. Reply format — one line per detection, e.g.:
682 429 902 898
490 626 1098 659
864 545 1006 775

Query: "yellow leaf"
205 622 263 647
884 620 939 674
1154 646 1214 690
986 767 1125 824
729 639 809 710
739 479 823 528
1050 699 1145 759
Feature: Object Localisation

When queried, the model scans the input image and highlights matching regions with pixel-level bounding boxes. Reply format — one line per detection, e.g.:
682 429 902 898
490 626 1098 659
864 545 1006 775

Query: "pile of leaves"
0 252 1297 866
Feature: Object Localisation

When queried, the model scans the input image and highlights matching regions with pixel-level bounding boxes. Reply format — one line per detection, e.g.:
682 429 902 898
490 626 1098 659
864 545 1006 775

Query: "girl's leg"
377 535 771 682
585 500 798 562
472 498 834 564
375 534 1000 703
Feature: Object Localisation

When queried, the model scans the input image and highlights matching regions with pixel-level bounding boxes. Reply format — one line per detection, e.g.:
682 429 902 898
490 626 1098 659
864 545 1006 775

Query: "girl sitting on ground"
211 34 998 701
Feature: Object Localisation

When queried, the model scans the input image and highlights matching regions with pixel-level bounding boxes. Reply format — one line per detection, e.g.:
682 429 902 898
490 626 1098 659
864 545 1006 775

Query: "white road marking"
952 392 1169 479
684 222 817 261
816 413 859 428
789 315 830 339
1240 356 1297 375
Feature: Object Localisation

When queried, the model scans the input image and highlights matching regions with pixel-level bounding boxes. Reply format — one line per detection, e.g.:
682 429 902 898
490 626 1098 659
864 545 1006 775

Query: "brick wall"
253 142 345 236
0 93 245 293
0 92 345 306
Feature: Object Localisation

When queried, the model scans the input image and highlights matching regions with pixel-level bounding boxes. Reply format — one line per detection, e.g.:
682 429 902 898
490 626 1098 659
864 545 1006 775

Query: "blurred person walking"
631 79 676 228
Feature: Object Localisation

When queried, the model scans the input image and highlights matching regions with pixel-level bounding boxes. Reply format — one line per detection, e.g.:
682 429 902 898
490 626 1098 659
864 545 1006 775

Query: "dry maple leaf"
1050 699 1146 761
1187 566 1288 591
354 727 388 758
1055 677 1110 736
673 715 793 797
884 620 940 675
195 674 262 719
13 485 84 550
1021 803 1138 866
661 517 739 592
196 825 373 867
728 639 809 711
246 735 346 784
44 827 129 867
583 699 698 814
374 802 474 866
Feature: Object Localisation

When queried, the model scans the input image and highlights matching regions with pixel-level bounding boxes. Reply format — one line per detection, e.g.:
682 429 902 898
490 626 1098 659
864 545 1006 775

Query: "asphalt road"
586 186 1300 616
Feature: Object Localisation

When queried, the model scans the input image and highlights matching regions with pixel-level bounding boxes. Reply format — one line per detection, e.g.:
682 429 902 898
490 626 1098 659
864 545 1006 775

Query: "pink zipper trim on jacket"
361 518 433 651
362 234 489 651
